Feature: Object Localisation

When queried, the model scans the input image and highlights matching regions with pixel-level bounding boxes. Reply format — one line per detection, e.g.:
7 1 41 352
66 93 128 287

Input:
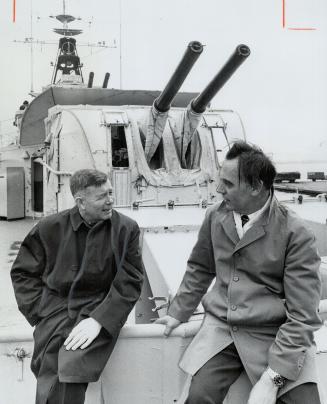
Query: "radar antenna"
50 0 84 84
13 0 116 90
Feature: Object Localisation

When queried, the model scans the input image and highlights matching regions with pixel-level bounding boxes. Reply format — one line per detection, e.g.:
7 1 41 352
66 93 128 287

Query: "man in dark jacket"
11 169 144 404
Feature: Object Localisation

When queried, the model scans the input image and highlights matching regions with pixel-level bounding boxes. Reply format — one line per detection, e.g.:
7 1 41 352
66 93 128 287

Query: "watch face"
273 375 286 388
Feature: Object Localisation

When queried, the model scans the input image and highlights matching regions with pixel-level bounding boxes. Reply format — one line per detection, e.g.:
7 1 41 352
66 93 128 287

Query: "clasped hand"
64 317 102 351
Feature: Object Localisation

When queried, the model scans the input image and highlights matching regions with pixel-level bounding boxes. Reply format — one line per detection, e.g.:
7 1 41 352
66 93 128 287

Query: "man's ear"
251 180 264 196
75 195 85 211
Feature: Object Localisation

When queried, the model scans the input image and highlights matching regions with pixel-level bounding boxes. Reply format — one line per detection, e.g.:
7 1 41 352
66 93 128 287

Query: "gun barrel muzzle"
191 44 250 114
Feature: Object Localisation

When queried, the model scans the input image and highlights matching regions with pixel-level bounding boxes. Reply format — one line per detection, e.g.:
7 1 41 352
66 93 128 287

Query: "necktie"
241 214 249 227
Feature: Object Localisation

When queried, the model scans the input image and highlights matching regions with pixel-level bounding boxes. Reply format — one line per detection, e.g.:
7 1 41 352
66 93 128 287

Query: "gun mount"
4 38 251 215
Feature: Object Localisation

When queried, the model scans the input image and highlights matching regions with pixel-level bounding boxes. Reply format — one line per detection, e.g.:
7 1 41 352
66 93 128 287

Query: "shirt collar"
246 192 271 223
233 192 271 235
70 205 113 231
70 205 86 231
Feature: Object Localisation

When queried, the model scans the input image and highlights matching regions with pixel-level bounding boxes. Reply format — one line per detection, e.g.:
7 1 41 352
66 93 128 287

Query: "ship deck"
274 180 327 196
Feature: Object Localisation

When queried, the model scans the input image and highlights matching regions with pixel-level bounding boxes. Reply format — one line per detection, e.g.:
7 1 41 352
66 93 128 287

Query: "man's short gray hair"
70 169 108 196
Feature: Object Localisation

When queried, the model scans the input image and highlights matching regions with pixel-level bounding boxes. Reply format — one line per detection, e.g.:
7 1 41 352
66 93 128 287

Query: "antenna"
30 0 34 94
119 0 122 89
13 1 116 91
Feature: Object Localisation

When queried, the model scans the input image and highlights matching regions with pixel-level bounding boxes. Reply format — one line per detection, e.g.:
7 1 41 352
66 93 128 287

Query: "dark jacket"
11 206 144 337
11 206 143 402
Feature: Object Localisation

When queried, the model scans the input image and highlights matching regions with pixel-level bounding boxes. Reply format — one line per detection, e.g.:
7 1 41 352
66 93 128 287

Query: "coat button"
233 276 239 282
232 326 238 332
231 305 237 311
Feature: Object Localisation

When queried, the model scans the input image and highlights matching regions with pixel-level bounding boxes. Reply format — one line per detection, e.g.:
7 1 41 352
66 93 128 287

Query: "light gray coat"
168 196 322 394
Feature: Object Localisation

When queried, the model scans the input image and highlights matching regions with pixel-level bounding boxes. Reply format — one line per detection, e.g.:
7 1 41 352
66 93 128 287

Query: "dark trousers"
47 379 88 404
185 343 321 404
33 308 115 404
33 311 89 404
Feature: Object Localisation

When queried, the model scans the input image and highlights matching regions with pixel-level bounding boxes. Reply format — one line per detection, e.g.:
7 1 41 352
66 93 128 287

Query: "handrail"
34 158 72 176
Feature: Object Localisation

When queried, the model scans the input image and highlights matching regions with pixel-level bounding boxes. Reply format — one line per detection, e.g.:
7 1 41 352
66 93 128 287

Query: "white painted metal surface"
143 230 199 296
1 321 327 404
116 206 207 227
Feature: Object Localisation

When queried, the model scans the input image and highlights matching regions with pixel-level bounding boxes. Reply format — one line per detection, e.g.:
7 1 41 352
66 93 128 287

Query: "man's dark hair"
70 169 108 196
225 141 276 190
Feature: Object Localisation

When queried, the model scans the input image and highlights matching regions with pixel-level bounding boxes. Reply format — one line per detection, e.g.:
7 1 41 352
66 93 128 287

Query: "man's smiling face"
77 180 114 224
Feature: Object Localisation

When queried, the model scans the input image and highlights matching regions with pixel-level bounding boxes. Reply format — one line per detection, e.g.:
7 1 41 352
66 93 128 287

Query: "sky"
0 0 326 162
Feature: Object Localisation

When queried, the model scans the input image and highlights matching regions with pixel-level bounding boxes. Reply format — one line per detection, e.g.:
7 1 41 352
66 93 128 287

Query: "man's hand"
64 317 102 351
155 315 181 336
247 371 279 404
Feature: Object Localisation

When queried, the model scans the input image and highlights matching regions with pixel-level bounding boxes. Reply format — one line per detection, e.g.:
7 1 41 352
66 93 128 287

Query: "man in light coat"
157 141 322 404
11 169 144 404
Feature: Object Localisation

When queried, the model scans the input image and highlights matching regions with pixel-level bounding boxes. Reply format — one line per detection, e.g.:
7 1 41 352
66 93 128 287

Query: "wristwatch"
266 367 287 388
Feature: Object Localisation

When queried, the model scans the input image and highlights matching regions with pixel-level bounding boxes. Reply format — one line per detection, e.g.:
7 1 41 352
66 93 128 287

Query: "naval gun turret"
38 42 251 214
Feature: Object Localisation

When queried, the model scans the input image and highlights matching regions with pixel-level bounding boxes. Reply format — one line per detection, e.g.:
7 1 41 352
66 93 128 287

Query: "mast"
51 0 84 84
30 0 34 93
13 1 115 91
119 0 122 89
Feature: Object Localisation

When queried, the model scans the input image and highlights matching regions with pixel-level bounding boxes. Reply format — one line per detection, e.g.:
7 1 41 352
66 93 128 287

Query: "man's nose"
105 193 114 203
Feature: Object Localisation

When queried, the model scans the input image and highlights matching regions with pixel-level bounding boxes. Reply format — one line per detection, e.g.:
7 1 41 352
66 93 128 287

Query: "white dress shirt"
233 195 271 239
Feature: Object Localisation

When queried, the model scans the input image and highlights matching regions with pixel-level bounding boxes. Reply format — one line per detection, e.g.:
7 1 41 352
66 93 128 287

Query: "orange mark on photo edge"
288 28 317 31
13 0 16 22
282 0 317 31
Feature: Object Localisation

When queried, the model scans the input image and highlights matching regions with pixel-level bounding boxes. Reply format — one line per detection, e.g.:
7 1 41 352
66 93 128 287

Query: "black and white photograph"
0 1 326 403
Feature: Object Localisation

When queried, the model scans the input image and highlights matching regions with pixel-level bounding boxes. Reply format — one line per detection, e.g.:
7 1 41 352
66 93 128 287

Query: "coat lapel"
234 224 266 253
234 198 274 252
220 211 239 246
216 195 278 252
